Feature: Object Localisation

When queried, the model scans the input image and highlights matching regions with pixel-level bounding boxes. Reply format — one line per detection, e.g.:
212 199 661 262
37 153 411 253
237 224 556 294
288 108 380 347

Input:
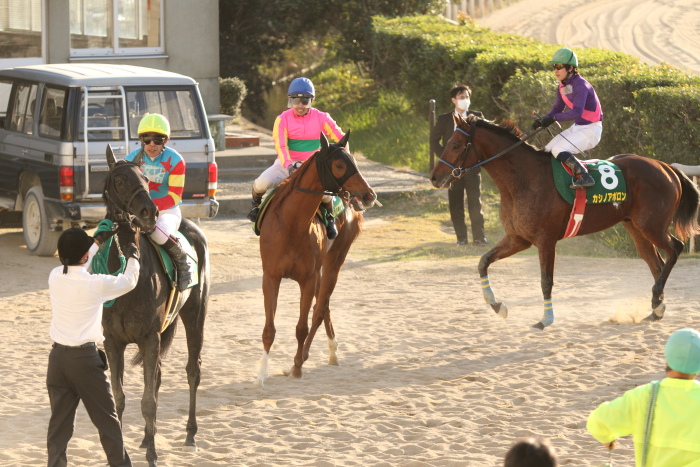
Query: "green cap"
549 48 578 67
665 328 700 374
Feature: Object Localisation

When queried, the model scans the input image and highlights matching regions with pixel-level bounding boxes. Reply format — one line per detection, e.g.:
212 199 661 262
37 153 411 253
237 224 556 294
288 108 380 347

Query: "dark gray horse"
101 145 210 466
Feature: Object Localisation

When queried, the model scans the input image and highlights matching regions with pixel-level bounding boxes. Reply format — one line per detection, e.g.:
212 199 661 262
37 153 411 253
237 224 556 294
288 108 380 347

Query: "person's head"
450 83 471 112
549 47 578 82
665 328 700 377
57 228 94 274
137 113 170 159
287 77 315 117
504 437 558 467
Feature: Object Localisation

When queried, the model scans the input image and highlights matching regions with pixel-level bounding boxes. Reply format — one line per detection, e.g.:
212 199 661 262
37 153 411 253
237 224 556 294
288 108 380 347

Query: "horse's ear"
339 129 350 148
319 132 329 154
452 113 460 128
106 144 117 170
132 148 143 166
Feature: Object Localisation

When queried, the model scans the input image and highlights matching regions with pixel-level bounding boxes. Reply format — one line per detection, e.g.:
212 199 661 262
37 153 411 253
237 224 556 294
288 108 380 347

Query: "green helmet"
137 113 170 137
549 48 578 67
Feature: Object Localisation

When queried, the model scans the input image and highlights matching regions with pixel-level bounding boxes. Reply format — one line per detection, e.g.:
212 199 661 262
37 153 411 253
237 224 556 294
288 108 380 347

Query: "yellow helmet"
137 113 170 137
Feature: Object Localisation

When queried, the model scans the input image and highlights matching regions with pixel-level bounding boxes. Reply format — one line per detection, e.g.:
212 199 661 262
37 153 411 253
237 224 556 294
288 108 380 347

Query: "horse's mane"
273 151 319 200
466 114 545 154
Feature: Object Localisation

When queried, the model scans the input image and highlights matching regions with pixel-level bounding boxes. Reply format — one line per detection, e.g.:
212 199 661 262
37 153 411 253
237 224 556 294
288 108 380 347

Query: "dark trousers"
46 344 131 467
448 169 485 243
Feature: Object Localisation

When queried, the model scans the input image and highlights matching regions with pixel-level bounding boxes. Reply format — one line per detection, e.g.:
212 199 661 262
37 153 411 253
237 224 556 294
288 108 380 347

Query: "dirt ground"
1 207 700 466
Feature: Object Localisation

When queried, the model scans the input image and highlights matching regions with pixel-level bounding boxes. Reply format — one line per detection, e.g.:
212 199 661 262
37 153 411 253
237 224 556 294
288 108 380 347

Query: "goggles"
552 63 567 71
290 96 312 106
140 134 166 145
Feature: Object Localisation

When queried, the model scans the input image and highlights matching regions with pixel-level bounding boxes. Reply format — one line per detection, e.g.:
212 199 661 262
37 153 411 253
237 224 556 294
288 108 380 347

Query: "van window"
78 91 125 141
8 83 38 135
126 89 202 139
0 80 11 129
39 87 68 139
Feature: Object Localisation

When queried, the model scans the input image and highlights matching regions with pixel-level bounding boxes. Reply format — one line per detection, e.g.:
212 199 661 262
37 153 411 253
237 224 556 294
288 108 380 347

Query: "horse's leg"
289 276 318 378
179 299 206 447
533 240 557 330
634 226 684 322
257 274 280 387
303 245 349 368
139 333 161 467
103 338 127 422
478 235 532 319
622 222 669 320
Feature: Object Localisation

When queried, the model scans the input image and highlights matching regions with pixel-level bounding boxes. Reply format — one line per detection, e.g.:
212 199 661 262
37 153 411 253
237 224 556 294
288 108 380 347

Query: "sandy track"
478 0 700 74
2 215 700 466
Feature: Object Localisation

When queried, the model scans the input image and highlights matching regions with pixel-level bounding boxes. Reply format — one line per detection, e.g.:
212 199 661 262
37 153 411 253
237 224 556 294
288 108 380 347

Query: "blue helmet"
288 77 315 98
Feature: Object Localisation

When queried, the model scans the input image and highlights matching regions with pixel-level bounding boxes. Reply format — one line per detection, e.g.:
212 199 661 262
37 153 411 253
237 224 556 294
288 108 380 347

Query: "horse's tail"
671 166 700 241
130 319 178 366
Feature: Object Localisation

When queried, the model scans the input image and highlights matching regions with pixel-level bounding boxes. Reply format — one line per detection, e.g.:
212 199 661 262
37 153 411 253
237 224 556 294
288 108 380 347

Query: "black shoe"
473 238 490 246
326 217 338 239
570 174 595 189
247 206 259 222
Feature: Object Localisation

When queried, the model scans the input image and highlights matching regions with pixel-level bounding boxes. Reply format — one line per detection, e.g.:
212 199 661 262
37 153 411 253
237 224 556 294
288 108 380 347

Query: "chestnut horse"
256 131 377 386
101 146 210 466
430 115 699 329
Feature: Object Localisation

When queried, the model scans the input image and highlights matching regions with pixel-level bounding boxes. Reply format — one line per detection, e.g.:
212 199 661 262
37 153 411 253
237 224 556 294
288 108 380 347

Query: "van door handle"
22 149 29 155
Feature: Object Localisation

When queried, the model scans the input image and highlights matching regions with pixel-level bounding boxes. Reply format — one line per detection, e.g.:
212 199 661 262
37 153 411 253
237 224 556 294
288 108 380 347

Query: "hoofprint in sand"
1 216 699 466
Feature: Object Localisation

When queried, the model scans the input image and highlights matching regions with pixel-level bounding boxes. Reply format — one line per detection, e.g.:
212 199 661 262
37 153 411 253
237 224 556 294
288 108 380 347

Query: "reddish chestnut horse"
430 114 699 329
256 131 377 385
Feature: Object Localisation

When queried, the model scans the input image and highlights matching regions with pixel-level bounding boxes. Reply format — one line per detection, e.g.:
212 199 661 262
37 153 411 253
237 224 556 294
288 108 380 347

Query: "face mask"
456 98 470 111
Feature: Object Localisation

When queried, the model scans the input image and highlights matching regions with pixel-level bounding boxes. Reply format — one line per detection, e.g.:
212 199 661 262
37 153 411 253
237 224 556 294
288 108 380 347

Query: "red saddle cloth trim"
561 162 587 238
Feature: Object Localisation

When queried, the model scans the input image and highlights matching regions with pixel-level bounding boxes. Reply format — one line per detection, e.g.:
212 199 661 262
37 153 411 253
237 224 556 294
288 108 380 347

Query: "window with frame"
39 87 68 139
0 0 43 59
8 82 38 135
69 0 163 57
126 89 203 139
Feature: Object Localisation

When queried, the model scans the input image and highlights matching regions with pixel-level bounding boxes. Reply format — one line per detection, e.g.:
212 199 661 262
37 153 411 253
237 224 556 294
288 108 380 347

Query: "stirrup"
570 175 595 189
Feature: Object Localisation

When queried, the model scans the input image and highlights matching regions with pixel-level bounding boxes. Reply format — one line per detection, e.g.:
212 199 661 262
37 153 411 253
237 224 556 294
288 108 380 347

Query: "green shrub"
219 77 247 117
636 85 700 164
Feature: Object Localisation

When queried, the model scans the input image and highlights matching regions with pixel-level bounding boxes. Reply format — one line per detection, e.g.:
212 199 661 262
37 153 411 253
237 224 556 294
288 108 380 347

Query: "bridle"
438 120 545 178
104 161 153 227
294 144 359 203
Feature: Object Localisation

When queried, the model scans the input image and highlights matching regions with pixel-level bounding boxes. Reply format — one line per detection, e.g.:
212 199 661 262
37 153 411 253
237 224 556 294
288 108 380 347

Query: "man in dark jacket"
430 83 488 246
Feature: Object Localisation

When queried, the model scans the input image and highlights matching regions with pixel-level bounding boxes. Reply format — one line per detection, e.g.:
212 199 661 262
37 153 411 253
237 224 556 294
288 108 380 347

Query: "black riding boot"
162 235 192 292
560 152 595 189
246 189 264 222
322 201 338 239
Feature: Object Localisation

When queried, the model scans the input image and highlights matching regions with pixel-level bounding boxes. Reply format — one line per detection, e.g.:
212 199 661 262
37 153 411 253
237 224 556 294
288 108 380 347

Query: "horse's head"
429 113 480 189
104 144 158 233
317 131 377 211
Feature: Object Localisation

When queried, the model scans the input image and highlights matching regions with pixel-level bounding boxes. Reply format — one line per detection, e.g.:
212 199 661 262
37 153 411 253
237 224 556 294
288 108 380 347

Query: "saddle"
551 158 627 238
253 191 346 237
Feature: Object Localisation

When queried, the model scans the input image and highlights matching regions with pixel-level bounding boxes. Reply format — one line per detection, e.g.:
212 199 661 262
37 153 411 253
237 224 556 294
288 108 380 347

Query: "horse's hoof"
643 302 666 322
140 439 148 449
328 355 339 366
183 442 197 452
490 302 508 319
290 366 303 379
532 322 545 330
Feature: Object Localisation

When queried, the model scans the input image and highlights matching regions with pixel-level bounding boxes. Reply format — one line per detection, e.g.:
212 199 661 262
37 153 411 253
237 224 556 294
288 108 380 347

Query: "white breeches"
151 206 182 244
545 121 602 157
253 159 332 203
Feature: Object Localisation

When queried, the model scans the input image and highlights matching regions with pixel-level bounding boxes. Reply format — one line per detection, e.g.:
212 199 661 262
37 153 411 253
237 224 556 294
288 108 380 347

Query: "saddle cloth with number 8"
551 158 627 204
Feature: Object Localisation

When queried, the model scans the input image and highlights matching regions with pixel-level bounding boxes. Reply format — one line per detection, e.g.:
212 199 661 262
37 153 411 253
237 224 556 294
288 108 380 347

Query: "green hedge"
367 15 700 164
219 77 248 117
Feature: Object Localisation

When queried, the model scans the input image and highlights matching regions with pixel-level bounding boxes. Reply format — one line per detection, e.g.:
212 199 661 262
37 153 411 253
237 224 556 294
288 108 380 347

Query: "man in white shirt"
47 227 140 467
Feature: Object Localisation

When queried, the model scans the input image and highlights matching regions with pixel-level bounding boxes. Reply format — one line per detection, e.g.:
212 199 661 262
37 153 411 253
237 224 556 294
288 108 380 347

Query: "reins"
439 123 546 178
292 144 357 203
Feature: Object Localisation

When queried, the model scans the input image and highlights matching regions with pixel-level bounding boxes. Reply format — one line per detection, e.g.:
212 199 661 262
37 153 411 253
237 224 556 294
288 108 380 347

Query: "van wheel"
23 187 60 256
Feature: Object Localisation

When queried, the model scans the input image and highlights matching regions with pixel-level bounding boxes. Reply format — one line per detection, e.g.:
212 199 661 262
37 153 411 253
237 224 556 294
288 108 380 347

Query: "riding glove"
124 243 140 261
93 229 117 246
